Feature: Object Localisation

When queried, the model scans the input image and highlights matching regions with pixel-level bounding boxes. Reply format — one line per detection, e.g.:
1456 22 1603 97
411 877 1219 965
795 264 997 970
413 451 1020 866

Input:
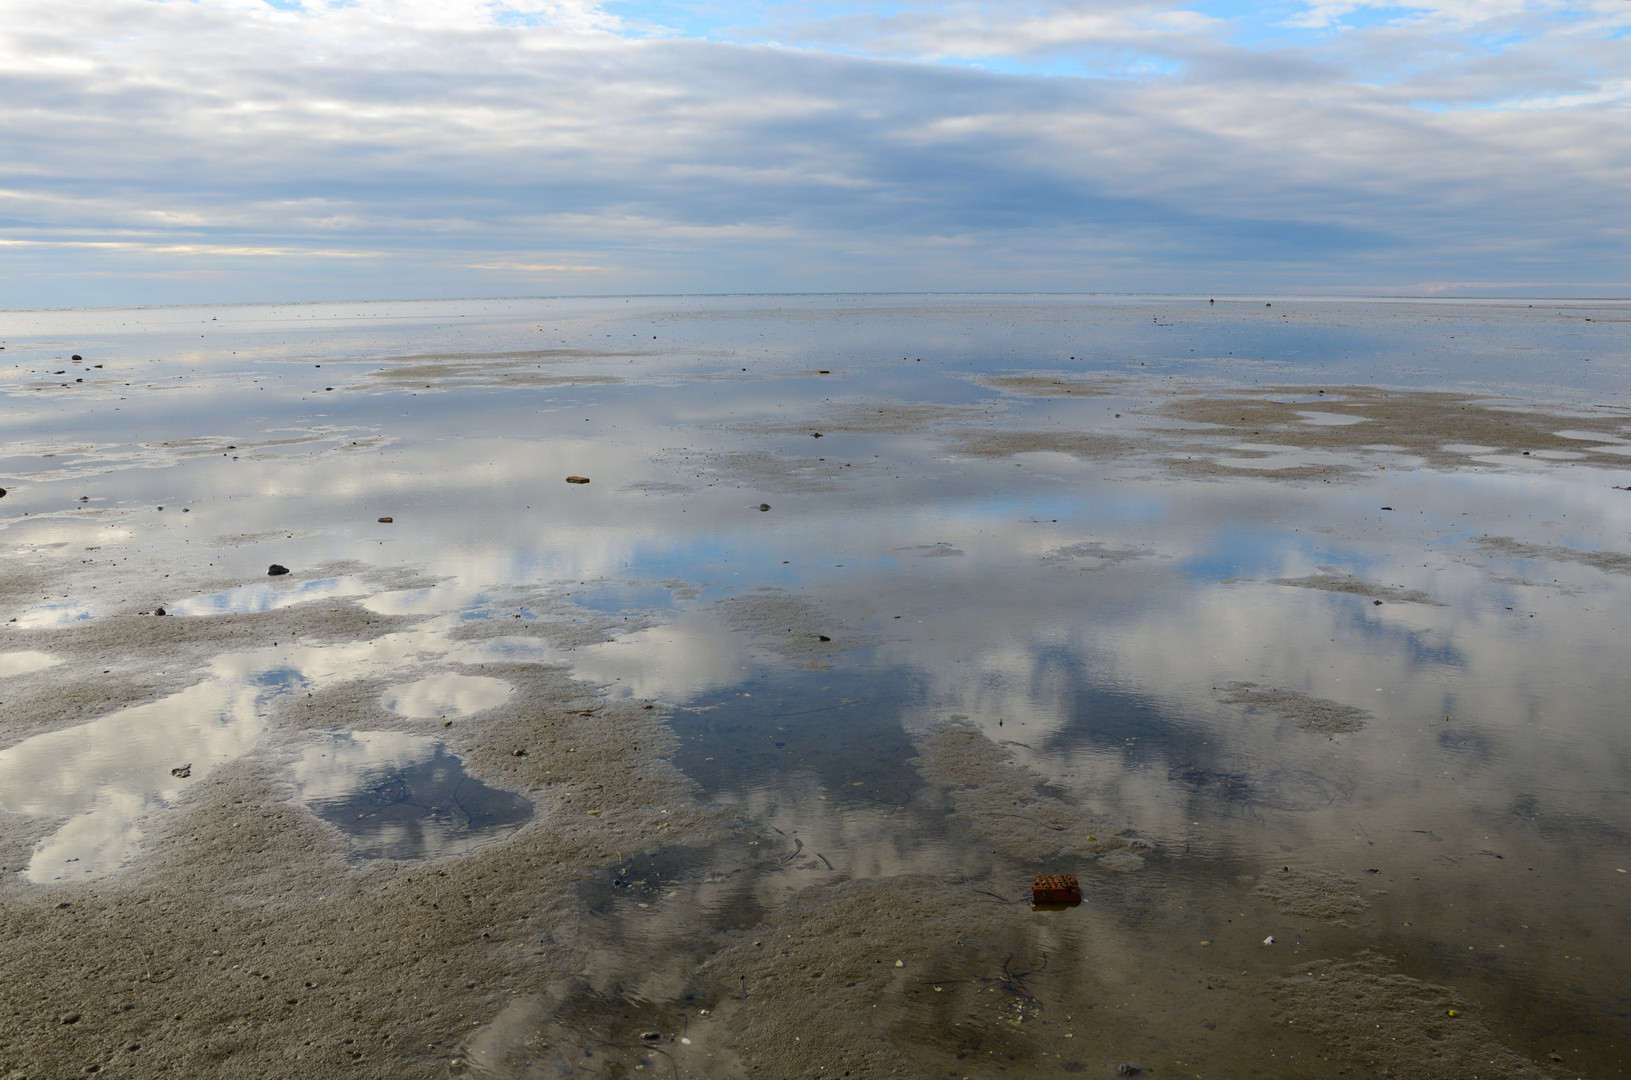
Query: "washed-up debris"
267 564 290 576
171 764 191 778
378 516 393 523
758 503 771 511
1263 935 1276 945
565 475 590 484
1031 873 1081 906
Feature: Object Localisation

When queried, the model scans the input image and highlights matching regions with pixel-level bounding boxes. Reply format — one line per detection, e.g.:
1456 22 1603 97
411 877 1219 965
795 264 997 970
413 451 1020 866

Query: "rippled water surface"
1 295 1629 1078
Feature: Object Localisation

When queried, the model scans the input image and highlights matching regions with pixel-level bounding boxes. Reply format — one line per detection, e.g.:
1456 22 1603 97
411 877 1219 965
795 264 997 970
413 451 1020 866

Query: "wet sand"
2 296 1628 1079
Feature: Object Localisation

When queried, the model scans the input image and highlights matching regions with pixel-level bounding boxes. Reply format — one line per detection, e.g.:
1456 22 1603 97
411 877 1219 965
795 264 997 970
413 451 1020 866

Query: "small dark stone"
818 635 831 642
511 749 526 757
267 564 290 576
1373 600 1383 606
61 1012 81 1024
71 354 82 362
56 902 71 909
170 765 191 778
758 503 771 511
377 516 393 523
565 476 590 484
1115 1064 1144 1077
812 432 822 438
641 1031 661 1041
154 607 166 616
0 487 6 498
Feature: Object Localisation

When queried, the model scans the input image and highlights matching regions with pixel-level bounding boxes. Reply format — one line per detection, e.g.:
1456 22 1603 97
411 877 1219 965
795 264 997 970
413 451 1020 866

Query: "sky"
0 0 1627 304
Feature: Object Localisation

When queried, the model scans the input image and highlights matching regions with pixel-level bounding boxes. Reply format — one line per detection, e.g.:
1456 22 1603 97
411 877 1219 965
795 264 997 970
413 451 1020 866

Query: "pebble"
377 516 393 523
758 504 771 511
170 765 191 778
641 1032 661 1041
1263 935 1275 945
154 607 167 617
60 1013 80 1025
1116 1064 1144 1077
565 476 590 484
267 564 290 576
0 487 6 498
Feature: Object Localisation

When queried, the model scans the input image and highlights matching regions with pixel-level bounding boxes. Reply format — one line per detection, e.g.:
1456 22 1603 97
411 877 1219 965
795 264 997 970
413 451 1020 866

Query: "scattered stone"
511 749 526 757
1116 1063 1144 1076
153 607 167 617
267 564 290 576
60 1013 80 1025
378 516 394 523
71 354 82 362
170 765 191 778
0 487 7 498
641 1031 661 1041
565 476 590 484
758 503 771 511
812 432 822 438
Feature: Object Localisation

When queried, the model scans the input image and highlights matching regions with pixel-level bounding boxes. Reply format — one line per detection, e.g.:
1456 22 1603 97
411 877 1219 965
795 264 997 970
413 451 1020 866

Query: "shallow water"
2 295 1630 1077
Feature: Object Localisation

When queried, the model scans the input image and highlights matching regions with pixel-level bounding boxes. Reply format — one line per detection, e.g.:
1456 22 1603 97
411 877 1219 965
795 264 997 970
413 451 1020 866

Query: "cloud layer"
0 0 1627 303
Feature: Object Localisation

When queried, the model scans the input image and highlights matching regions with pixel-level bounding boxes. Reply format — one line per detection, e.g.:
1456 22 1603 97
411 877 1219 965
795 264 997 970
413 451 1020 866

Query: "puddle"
293 731 533 859
380 673 513 719
3 296 1631 1079
168 576 360 616
0 650 59 677
0 679 269 882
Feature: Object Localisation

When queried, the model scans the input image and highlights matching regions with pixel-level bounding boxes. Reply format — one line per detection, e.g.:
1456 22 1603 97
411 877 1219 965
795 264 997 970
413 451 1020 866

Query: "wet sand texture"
1218 682 1372 734
1269 573 1445 607
912 723 1149 861
714 589 871 661
1274 953 1561 1080
0 598 719 1079
1252 865 1369 919
1472 536 1631 576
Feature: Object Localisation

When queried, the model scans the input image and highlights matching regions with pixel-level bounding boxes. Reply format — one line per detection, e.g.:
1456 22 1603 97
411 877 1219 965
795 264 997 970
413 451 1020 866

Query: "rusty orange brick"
1032 873 1082 905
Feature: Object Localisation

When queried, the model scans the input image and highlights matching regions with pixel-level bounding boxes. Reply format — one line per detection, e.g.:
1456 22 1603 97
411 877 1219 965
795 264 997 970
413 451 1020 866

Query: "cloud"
0 0 1626 302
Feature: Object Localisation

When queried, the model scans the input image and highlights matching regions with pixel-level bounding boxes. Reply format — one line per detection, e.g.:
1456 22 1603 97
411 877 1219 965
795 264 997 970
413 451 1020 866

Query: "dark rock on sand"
267 564 290 576
566 476 590 484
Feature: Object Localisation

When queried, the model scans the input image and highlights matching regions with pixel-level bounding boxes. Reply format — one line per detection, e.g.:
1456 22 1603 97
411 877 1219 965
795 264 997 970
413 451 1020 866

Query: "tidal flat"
0 294 1628 1079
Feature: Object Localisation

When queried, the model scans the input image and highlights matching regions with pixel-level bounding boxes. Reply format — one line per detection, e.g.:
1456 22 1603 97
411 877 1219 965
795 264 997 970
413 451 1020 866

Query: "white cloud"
0 0 1626 302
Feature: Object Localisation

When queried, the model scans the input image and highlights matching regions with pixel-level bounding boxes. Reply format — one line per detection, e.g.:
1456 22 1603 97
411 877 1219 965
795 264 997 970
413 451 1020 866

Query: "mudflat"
1 295 1627 1078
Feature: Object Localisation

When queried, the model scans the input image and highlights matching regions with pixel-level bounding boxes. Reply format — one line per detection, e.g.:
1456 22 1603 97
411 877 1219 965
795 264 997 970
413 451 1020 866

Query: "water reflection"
2 296 1629 1076
294 731 533 859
